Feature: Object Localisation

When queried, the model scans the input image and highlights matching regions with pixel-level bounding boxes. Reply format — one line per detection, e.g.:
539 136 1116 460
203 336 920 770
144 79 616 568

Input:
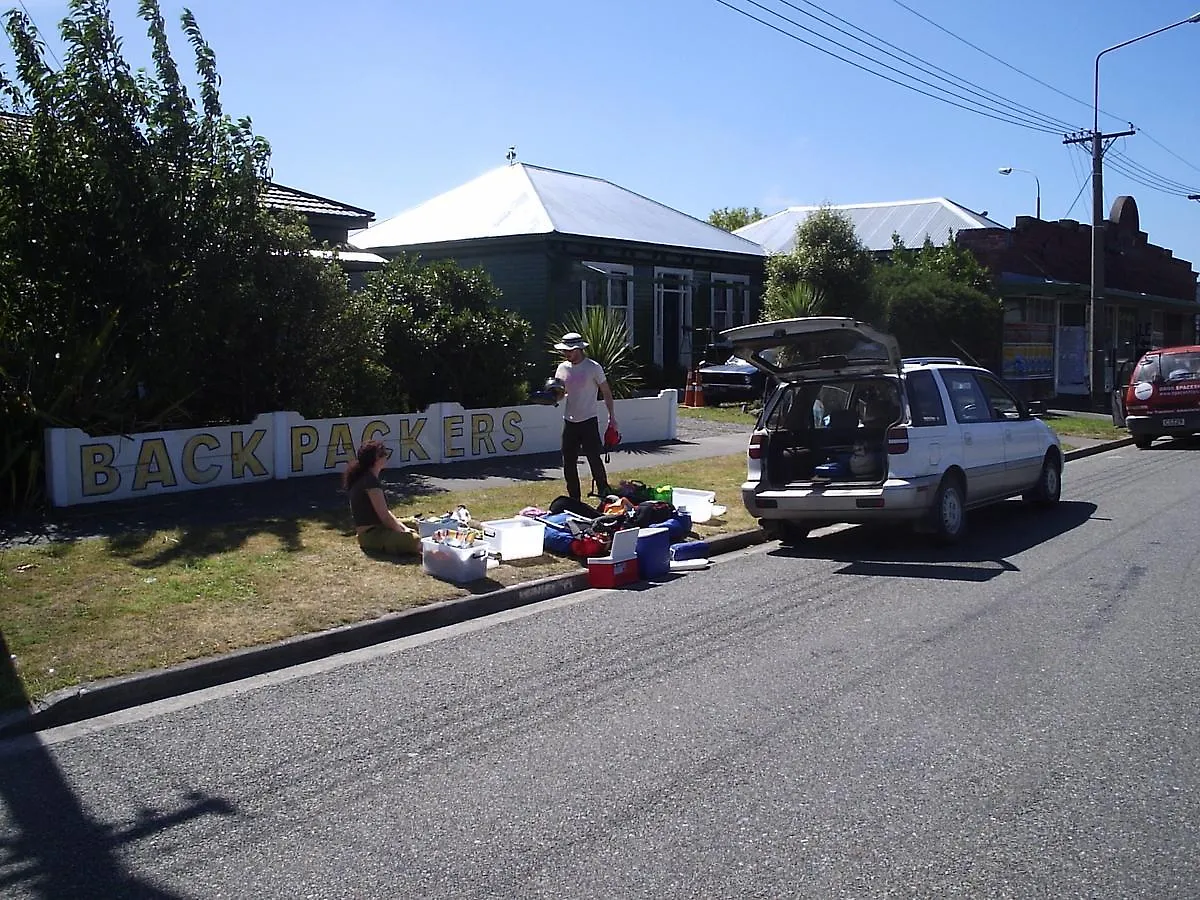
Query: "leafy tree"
762 206 880 323
358 255 534 412
0 0 381 509
546 306 641 399
708 206 765 232
878 234 1002 367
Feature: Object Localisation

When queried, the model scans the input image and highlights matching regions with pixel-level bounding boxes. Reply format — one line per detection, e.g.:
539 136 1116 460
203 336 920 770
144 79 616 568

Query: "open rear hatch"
722 318 904 488
720 316 901 383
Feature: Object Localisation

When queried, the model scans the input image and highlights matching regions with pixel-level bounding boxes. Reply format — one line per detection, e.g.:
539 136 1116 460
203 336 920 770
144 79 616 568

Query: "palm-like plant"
761 279 826 322
546 307 642 399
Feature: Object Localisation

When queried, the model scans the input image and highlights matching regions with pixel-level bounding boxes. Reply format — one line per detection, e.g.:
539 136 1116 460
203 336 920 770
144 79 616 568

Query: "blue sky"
6 0 1200 270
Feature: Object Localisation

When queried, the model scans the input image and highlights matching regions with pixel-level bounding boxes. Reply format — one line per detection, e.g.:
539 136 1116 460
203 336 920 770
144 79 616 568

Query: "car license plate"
1163 417 1185 427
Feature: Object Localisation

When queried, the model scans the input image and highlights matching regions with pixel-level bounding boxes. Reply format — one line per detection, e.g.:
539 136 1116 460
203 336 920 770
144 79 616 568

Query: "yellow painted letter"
132 438 178 491
290 425 319 473
231 429 268 479
470 414 497 457
443 415 465 459
325 423 355 470
182 434 221 484
397 418 430 463
501 410 523 452
361 420 390 444
80 443 120 496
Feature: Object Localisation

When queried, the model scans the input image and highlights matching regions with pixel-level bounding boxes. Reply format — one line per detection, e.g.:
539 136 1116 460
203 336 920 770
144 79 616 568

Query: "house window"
580 262 634 342
710 273 750 335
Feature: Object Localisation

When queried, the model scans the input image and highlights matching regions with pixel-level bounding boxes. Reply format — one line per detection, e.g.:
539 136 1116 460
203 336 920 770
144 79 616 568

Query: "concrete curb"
1063 436 1135 460
0 436 1129 738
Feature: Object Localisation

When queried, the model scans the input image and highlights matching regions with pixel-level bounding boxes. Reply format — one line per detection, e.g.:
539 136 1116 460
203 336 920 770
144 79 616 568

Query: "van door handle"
963 433 973 445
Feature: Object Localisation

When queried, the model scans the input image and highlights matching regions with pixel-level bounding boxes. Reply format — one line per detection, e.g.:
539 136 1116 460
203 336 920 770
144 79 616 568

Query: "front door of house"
654 268 692 374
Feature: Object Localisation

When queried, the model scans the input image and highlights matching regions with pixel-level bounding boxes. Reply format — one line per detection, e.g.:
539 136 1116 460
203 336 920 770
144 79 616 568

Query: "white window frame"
653 266 693 369
710 273 751 336
580 261 634 343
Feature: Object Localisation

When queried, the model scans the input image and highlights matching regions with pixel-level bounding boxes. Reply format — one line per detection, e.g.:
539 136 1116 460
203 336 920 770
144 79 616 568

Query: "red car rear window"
1135 351 1200 383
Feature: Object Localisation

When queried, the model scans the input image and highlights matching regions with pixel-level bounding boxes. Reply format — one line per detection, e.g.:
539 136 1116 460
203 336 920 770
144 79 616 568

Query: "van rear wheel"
930 475 966 545
1134 435 1154 450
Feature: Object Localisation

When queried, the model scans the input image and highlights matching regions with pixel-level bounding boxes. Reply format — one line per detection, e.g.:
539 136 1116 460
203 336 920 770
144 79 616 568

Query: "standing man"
554 332 617 501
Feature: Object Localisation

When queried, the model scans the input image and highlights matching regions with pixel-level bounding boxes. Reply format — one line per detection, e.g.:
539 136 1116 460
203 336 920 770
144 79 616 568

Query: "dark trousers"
562 417 608 500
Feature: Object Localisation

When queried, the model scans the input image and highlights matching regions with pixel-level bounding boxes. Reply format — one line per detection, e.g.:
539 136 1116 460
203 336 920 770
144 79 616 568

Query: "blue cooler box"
636 527 671 578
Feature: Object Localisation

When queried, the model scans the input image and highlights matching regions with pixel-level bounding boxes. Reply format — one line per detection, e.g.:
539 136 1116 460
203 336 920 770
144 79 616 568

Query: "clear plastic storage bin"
481 517 546 560
420 538 488 583
417 516 460 538
671 487 717 523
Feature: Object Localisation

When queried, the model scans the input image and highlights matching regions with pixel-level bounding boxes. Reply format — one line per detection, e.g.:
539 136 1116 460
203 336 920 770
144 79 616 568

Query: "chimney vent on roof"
506 146 517 166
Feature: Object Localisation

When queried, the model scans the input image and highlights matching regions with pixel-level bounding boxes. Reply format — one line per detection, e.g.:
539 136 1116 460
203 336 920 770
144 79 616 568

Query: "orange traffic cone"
683 373 696 407
693 370 706 408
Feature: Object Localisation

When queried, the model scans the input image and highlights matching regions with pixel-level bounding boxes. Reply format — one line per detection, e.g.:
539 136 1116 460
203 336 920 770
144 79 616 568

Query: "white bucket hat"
554 332 589 351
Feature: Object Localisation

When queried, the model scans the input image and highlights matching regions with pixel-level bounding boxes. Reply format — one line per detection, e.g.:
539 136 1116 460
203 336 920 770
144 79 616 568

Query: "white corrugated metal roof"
735 198 1005 254
350 163 766 257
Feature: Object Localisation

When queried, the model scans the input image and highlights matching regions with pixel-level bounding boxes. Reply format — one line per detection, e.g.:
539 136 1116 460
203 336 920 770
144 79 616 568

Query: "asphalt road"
2 441 1199 899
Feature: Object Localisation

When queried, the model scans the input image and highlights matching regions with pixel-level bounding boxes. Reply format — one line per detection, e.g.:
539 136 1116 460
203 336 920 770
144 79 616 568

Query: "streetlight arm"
1095 13 1200 132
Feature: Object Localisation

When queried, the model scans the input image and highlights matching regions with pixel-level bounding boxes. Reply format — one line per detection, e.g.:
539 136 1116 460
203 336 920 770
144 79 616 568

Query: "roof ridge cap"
516 164 557 233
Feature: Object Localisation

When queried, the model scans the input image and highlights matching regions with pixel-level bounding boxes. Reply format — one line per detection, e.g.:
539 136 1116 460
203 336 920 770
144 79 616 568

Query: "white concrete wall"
44 391 678 507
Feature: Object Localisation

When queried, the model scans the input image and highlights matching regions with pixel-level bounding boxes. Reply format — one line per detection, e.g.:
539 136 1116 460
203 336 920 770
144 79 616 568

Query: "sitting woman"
343 440 421 555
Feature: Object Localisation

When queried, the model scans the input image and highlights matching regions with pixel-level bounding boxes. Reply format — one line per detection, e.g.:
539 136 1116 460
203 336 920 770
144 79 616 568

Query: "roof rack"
902 356 963 366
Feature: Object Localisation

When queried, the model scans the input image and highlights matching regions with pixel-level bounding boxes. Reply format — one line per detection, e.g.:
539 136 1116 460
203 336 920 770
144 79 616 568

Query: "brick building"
956 195 1198 402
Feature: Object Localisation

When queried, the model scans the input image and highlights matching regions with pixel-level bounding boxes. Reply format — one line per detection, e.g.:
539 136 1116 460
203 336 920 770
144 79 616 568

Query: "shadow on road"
0 630 237 899
770 499 1099 582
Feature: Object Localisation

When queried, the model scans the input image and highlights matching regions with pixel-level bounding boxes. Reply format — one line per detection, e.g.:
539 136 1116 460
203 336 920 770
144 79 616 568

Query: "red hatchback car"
1113 344 1200 448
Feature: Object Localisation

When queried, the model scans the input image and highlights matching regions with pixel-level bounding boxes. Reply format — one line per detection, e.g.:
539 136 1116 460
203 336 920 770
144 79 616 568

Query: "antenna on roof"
506 146 517 166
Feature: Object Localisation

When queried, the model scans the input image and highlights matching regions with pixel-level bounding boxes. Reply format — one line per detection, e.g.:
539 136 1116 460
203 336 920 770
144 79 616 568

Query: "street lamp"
997 166 1041 219
1087 12 1200 405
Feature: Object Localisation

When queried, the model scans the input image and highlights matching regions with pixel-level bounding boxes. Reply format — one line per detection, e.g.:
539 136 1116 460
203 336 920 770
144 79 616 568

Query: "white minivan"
721 317 1064 544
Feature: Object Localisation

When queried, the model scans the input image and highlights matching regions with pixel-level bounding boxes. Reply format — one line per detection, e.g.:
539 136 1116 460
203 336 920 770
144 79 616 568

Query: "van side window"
905 370 946 427
974 374 1024 420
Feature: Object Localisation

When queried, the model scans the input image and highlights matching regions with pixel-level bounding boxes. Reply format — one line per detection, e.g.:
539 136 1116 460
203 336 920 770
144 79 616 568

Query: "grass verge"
0 454 755 709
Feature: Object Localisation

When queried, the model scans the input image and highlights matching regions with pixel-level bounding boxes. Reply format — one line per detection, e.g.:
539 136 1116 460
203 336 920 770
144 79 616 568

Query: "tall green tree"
708 206 765 232
0 0 377 509
878 234 1002 367
761 205 879 323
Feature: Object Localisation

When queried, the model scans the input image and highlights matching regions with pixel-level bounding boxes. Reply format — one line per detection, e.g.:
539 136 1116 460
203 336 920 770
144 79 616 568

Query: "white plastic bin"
420 538 488 583
481 517 546 560
671 487 717 523
417 516 459 538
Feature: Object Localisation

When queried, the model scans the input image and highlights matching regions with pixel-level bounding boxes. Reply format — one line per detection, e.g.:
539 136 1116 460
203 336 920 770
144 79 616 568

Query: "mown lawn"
0 454 753 709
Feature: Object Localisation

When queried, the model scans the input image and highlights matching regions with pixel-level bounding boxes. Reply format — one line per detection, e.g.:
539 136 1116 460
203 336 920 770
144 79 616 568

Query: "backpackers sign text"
44 395 677 507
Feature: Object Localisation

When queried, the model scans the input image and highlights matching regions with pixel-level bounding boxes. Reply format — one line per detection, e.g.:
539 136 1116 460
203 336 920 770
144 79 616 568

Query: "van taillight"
887 427 909 454
748 433 764 460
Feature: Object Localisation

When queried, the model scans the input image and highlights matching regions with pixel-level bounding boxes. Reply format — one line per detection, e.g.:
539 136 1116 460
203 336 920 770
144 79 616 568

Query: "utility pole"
1068 13 1200 407
1064 125 1134 406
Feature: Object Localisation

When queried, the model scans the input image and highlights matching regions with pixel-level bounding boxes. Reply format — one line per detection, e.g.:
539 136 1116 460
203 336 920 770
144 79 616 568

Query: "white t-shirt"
554 356 607 423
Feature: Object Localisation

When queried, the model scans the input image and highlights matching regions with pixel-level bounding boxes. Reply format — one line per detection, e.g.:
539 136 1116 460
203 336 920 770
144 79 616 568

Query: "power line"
1135 127 1200 179
1062 168 1092 220
886 0 1125 127
713 0 1065 135
773 0 1081 133
1073 143 1200 198
1108 145 1200 195
889 0 1200 200
16 1 61 70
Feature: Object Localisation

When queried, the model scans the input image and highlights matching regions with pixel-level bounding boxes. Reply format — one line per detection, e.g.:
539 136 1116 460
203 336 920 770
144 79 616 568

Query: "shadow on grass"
0 629 238 898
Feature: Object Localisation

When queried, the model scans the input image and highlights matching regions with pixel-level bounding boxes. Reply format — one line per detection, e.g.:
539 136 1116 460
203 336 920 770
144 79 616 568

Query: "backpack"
634 500 676 528
549 495 601 518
